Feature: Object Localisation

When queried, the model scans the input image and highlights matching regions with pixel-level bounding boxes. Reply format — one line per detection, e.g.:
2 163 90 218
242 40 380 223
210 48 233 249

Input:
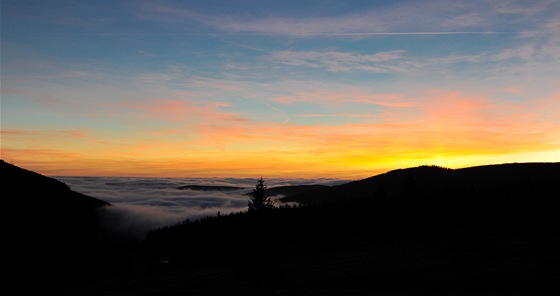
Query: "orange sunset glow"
2 1 559 178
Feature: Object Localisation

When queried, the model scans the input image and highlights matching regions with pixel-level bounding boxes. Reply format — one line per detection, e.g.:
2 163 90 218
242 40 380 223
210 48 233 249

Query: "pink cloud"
118 99 248 125
4 83 557 178
183 88 557 162
2 129 88 138
273 89 414 108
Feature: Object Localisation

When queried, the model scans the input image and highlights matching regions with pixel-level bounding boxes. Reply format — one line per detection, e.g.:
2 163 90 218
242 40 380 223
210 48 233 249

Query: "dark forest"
3 160 560 295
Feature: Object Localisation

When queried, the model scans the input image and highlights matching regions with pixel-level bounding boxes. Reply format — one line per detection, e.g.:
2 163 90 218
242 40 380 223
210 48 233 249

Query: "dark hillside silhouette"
1 160 115 293
4 161 559 295
144 162 560 295
281 163 560 205
2 160 110 208
260 184 330 197
176 183 330 198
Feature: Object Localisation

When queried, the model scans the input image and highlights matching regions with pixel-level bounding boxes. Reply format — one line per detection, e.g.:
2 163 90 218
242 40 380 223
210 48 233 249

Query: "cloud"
266 43 557 77
1 129 88 138
271 50 405 73
210 88 559 164
127 99 245 123
0 87 27 95
5 85 557 179
493 0 557 18
56 176 342 240
409 90 560 153
272 89 414 108
135 0 557 36
297 113 376 119
97 201 245 240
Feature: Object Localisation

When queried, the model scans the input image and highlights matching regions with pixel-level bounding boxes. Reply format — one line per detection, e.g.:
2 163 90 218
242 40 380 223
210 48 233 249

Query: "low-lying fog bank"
56 177 347 239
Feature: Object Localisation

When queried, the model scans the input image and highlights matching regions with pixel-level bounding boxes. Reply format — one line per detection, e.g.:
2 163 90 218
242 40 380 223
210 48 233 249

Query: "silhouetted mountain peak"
1 159 69 191
2 160 114 291
281 162 560 205
1 159 110 208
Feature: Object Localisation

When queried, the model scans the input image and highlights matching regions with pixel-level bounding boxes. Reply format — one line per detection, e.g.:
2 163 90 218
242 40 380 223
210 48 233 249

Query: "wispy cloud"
267 43 557 76
272 89 414 108
3 0 558 178
135 0 555 36
297 113 375 119
2 129 88 138
271 50 406 73
126 99 246 124
181 89 560 166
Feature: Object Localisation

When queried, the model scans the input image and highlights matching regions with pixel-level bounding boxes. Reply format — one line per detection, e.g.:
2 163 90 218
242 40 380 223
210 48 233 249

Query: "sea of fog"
55 176 348 239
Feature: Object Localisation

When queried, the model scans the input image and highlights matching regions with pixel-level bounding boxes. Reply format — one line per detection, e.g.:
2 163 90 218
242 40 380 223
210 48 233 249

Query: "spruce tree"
248 177 273 212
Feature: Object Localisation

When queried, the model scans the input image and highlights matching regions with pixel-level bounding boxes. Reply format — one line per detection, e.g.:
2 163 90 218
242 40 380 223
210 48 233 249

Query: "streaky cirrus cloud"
2 0 558 179
123 98 248 124
135 0 557 35
272 89 414 108
3 83 558 179
271 50 406 73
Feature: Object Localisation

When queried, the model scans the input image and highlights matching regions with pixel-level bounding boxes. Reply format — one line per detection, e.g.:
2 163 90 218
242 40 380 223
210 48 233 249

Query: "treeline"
144 172 560 273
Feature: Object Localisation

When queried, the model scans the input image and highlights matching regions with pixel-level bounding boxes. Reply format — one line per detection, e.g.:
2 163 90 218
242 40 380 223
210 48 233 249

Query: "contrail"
258 100 289 127
321 31 521 36
99 31 520 36
9 31 525 37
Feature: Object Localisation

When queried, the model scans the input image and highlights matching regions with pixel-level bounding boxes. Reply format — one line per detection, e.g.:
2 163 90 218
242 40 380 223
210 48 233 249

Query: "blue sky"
2 0 559 178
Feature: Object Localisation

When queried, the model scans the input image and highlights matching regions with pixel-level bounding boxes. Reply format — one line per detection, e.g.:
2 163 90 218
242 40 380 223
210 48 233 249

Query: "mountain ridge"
1 159 110 208
4 160 559 295
2 159 114 292
143 162 560 296
280 162 560 205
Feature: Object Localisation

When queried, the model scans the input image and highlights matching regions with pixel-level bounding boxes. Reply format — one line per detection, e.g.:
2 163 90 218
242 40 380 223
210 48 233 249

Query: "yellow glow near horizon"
2 138 558 179
3 89 559 179
3 1 560 180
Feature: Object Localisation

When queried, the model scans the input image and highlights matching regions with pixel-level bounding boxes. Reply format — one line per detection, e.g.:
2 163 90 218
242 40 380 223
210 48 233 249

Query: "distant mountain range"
4 160 559 295
177 183 330 197
177 184 245 191
144 162 560 296
280 163 560 205
252 184 330 197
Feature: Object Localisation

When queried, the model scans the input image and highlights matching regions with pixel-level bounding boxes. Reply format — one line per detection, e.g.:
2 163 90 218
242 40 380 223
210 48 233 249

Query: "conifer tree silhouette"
248 177 273 212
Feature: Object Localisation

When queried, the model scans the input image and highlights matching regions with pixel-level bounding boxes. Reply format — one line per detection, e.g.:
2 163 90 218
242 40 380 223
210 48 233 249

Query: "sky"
1 0 559 179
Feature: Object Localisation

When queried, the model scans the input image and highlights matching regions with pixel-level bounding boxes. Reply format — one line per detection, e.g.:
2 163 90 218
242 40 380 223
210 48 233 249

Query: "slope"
280 163 560 205
2 160 113 292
